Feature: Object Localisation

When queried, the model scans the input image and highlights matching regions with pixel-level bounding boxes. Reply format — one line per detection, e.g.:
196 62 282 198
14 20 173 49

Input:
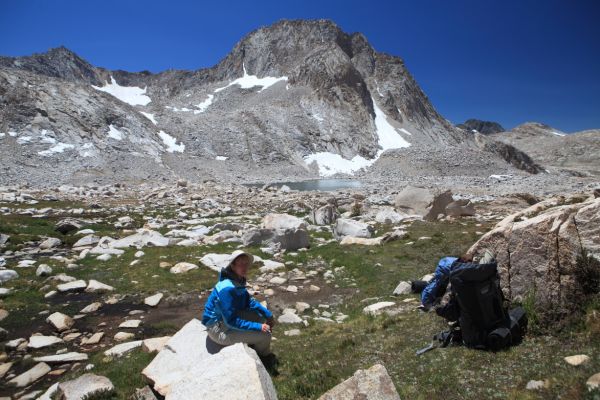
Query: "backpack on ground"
428 261 527 352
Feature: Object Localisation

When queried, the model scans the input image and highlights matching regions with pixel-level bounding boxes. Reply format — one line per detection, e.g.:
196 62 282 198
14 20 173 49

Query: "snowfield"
194 95 214 113
304 152 374 176
92 76 151 106
158 131 185 153
215 64 287 93
305 98 411 176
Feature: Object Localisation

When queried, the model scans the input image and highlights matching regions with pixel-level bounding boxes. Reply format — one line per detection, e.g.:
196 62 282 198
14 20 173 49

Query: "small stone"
526 380 548 390
46 312 74 331
170 262 199 274
564 354 590 366
80 302 102 313
27 335 63 349
56 373 114 399
295 302 310 313
85 279 115 292
104 340 143 357
393 281 412 296
144 293 164 307
284 329 301 336
278 312 303 324
114 332 135 342
119 319 142 329
36 264 53 277
586 372 600 390
7 362 51 387
363 302 395 316
81 332 104 345
57 280 87 292
269 277 287 285
34 352 88 363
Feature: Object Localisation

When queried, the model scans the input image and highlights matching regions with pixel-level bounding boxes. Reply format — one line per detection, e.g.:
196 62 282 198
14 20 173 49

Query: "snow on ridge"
141 112 157 125
92 76 151 106
305 98 411 176
107 125 124 141
38 142 75 156
166 106 192 112
158 130 185 153
214 64 288 93
551 130 566 137
194 94 214 114
16 136 32 144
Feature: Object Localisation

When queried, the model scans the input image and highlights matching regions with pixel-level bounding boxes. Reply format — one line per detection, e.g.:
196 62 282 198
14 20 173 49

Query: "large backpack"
446 261 527 350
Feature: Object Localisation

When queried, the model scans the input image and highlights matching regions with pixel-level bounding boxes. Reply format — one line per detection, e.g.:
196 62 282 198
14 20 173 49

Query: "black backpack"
437 261 527 351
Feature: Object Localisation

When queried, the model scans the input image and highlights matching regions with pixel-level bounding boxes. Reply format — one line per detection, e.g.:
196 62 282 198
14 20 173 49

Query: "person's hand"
266 316 276 328
261 323 271 333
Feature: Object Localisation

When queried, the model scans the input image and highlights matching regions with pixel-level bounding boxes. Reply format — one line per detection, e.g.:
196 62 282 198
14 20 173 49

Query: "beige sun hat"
227 250 254 268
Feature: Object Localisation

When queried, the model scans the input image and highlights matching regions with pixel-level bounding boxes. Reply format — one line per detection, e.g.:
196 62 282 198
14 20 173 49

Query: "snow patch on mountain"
551 130 566 137
216 156 228 161
38 142 75 156
194 95 214 113
166 106 192 112
92 76 151 106
107 125 124 140
372 99 411 150
158 131 185 153
17 136 32 144
141 112 157 124
304 152 373 177
305 99 411 176
214 64 288 93
80 143 95 157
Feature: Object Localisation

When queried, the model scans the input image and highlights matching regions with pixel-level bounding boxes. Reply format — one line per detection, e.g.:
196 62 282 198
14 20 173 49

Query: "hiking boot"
260 353 279 376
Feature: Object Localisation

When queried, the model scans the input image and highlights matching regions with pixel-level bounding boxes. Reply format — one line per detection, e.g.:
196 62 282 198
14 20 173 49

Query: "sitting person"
202 250 276 363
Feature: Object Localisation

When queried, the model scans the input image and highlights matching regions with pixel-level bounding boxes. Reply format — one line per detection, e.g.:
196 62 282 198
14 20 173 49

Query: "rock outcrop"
468 195 600 325
142 319 277 399
394 186 475 221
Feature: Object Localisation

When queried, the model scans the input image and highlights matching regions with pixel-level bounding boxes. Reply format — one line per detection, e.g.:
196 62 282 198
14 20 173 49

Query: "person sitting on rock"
202 250 277 364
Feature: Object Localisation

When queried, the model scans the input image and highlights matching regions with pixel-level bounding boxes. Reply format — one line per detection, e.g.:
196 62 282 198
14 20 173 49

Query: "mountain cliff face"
0 19 541 186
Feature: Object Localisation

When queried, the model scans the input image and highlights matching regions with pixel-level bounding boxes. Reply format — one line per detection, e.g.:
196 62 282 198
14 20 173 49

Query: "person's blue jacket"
202 268 273 332
421 257 459 307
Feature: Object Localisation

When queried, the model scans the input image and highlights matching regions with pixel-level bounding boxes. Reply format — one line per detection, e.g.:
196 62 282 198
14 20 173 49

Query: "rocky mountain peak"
511 122 565 137
457 119 505 134
0 45 101 84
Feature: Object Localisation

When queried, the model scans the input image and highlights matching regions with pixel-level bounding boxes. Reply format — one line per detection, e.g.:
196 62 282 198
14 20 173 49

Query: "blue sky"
1 0 599 132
